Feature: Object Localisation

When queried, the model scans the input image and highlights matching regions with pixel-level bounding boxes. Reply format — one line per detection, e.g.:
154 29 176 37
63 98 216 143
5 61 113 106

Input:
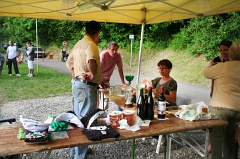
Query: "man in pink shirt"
99 41 128 109
100 41 128 86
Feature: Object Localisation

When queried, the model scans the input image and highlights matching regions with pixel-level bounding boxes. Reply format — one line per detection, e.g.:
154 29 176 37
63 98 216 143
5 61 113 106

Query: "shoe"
27 73 30 76
16 74 21 76
87 148 92 154
29 74 33 78
9 74 12 76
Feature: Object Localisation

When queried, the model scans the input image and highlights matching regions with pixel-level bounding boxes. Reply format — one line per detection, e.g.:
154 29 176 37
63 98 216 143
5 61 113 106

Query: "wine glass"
125 75 134 86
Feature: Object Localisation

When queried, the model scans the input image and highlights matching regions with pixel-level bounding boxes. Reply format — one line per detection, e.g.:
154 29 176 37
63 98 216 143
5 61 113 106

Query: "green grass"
0 63 72 105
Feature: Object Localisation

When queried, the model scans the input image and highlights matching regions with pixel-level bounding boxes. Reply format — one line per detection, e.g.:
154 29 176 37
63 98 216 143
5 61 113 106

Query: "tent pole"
36 18 39 73
136 8 146 86
136 23 145 84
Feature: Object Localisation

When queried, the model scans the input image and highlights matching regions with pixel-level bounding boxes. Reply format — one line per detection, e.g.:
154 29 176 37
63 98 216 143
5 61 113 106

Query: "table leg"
163 135 167 159
204 129 209 159
156 135 163 153
166 134 171 159
132 139 135 159
102 92 105 110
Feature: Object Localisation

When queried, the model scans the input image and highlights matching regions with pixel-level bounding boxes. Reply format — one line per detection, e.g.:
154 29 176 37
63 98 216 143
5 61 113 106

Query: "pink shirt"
100 50 123 82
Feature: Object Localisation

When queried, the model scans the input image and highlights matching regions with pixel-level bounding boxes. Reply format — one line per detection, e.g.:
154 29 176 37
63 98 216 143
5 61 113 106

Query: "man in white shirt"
6 41 21 76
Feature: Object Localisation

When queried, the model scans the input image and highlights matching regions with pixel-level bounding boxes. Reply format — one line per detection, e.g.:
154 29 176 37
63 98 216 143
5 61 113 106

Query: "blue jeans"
70 80 98 159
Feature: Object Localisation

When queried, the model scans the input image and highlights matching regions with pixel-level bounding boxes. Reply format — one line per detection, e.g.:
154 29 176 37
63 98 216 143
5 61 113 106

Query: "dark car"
14 43 22 48
34 47 45 58
3 43 9 50
3 43 22 50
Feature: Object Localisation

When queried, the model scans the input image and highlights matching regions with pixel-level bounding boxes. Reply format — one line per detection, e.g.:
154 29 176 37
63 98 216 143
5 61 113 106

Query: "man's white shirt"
7 46 18 59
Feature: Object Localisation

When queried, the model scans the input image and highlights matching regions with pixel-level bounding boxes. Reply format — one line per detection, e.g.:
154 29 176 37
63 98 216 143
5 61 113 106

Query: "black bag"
80 108 104 127
80 108 120 141
82 126 120 141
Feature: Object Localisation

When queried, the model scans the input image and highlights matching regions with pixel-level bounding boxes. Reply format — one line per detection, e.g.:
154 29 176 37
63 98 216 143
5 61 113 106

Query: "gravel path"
0 95 210 159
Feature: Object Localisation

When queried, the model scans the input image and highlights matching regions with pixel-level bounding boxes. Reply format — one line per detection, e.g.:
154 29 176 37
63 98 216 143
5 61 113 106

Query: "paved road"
33 58 211 104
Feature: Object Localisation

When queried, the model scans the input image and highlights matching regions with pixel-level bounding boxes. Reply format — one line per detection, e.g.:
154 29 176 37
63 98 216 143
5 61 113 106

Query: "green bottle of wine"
147 87 154 120
137 88 145 120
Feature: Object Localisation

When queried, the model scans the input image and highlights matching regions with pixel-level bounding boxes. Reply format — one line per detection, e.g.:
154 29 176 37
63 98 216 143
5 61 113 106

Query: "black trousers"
7 57 20 74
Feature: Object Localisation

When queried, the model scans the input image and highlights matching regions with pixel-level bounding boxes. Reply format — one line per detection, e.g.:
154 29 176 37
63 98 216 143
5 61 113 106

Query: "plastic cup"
109 111 122 128
122 110 135 126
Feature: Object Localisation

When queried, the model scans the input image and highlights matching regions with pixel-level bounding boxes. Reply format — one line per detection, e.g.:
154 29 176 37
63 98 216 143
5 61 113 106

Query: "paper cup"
109 111 122 128
122 110 135 126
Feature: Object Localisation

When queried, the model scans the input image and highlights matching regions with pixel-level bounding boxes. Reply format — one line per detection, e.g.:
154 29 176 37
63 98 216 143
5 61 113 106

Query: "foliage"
1 12 240 60
169 12 240 60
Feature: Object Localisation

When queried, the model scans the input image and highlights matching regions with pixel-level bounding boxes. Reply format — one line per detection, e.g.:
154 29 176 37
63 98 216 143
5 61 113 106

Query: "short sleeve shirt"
100 50 123 82
152 77 177 95
7 45 19 59
66 35 102 85
27 46 35 61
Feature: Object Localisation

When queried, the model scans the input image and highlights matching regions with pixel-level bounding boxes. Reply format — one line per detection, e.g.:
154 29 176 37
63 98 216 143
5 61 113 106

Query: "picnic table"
0 89 228 158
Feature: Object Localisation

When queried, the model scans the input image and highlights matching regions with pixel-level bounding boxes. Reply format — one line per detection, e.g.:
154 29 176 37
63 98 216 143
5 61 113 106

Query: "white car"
33 47 45 58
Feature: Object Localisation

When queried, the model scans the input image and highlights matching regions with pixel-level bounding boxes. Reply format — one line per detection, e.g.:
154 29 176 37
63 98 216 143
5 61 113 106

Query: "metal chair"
155 95 210 159
155 95 191 153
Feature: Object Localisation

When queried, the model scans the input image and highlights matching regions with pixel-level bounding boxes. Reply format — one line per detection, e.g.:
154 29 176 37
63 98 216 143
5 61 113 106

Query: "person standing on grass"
0 52 5 75
98 41 128 110
6 41 21 76
204 42 240 159
66 20 107 159
26 41 35 77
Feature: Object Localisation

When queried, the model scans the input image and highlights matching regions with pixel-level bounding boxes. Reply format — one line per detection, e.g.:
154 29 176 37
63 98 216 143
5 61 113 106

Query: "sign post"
129 34 134 67
63 41 67 46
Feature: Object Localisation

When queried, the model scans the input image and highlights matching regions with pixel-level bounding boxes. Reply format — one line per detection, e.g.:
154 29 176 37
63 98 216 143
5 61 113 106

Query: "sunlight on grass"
0 63 72 104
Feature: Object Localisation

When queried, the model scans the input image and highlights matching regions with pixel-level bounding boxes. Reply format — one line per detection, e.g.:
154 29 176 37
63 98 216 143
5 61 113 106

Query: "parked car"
3 43 9 50
33 47 45 58
3 43 22 50
14 43 22 48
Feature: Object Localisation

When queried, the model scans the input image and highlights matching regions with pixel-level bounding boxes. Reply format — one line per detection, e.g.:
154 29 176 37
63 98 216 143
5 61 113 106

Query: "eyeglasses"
108 48 118 51
158 67 168 70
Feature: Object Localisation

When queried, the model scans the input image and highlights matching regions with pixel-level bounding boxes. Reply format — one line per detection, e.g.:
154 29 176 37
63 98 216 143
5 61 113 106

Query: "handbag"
81 108 120 141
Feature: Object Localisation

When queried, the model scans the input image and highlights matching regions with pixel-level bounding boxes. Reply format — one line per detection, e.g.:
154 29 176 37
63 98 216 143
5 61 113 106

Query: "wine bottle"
147 87 154 120
145 94 148 119
137 88 145 120
158 86 166 119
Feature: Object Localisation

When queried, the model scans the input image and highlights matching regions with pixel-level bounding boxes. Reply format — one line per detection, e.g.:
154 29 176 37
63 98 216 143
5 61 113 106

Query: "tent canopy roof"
0 0 240 24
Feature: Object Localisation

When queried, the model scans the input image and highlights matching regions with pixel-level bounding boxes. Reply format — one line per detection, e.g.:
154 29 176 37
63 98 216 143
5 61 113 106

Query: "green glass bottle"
137 88 145 120
147 87 154 120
